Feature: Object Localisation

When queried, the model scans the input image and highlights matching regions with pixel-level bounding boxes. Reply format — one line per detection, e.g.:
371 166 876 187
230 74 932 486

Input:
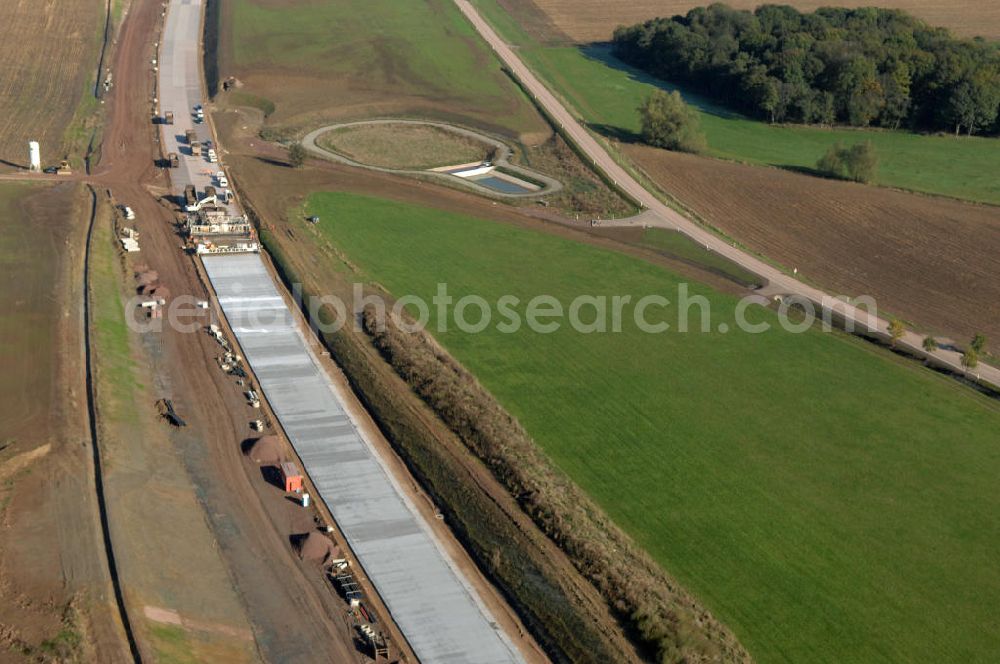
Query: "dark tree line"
613 4 1000 135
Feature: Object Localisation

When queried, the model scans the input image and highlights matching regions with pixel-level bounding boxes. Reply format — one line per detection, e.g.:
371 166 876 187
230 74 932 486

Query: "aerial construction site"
2 0 1000 663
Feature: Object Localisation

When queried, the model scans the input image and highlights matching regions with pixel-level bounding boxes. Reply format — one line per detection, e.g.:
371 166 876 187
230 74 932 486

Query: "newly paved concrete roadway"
159 2 524 662
203 255 524 664
159 0 218 196
454 0 1000 390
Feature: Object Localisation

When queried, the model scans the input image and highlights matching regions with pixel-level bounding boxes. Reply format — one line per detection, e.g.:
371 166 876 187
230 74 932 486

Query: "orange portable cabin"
280 462 304 493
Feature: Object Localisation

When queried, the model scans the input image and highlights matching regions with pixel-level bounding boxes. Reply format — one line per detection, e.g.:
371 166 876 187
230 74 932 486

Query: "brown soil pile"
295 532 341 565
135 269 159 287
244 436 282 465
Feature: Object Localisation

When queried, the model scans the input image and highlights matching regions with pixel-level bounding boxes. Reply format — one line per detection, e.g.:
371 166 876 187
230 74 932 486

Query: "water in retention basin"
469 174 535 194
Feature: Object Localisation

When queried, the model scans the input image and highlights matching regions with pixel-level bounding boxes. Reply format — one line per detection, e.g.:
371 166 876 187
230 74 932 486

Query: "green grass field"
634 228 761 286
307 190 1000 663
90 200 138 426
318 123 490 169
226 0 546 137
468 1 1000 204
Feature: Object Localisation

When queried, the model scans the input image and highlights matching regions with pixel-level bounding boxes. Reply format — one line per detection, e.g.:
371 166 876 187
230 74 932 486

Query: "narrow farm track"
454 0 1000 390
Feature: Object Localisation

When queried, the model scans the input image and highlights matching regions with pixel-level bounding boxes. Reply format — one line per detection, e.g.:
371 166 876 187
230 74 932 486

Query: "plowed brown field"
0 181 126 661
0 0 105 169
624 143 1000 345
517 0 1000 42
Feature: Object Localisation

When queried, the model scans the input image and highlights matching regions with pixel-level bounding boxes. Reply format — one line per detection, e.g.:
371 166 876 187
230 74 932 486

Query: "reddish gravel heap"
244 436 282 465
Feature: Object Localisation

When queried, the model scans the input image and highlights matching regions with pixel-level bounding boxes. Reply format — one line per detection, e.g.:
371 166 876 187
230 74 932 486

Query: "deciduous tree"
288 142 306 168
962 348 979 372
613 5 1000 134
888 318 905 346
638 90 707 153
817 141 878 183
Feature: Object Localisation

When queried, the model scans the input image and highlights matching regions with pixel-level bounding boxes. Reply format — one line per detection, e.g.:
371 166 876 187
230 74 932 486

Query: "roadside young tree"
971 333 988 354
922 336 938 352
288 142 307 168
888 318 905 346
638 90 707 153
962 348 979 373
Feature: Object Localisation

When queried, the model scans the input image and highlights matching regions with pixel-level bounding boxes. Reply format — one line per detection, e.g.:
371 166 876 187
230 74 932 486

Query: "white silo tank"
28 141 41 172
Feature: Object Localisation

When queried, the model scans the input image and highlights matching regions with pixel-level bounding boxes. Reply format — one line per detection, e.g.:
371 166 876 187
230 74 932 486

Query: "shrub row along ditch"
361 306 751 664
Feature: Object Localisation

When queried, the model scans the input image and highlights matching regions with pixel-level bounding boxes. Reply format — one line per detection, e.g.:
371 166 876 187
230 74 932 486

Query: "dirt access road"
454 0 1000 390
80 0 366 661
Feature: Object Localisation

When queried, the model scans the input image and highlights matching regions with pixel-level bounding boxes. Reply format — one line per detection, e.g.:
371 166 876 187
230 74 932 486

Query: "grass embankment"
305 190 1000 664
361 306 747 663
470 0 1000 205
634 228 761 287
224 0 546 138
89 200 138 426
318 123 491 169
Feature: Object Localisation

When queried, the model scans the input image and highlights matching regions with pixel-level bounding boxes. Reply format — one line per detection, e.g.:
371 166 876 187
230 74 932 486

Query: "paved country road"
453 0 1000 391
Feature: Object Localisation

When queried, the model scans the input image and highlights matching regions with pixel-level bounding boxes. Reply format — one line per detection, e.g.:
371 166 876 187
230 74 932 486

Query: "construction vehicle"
184 185 198 211
156 399 187 427
167 152 179 168
200 186 217 208
164 111 174 125
185 129 202 156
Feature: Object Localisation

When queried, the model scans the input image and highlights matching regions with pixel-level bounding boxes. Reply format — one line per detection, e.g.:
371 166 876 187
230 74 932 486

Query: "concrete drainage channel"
301 119 563 198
